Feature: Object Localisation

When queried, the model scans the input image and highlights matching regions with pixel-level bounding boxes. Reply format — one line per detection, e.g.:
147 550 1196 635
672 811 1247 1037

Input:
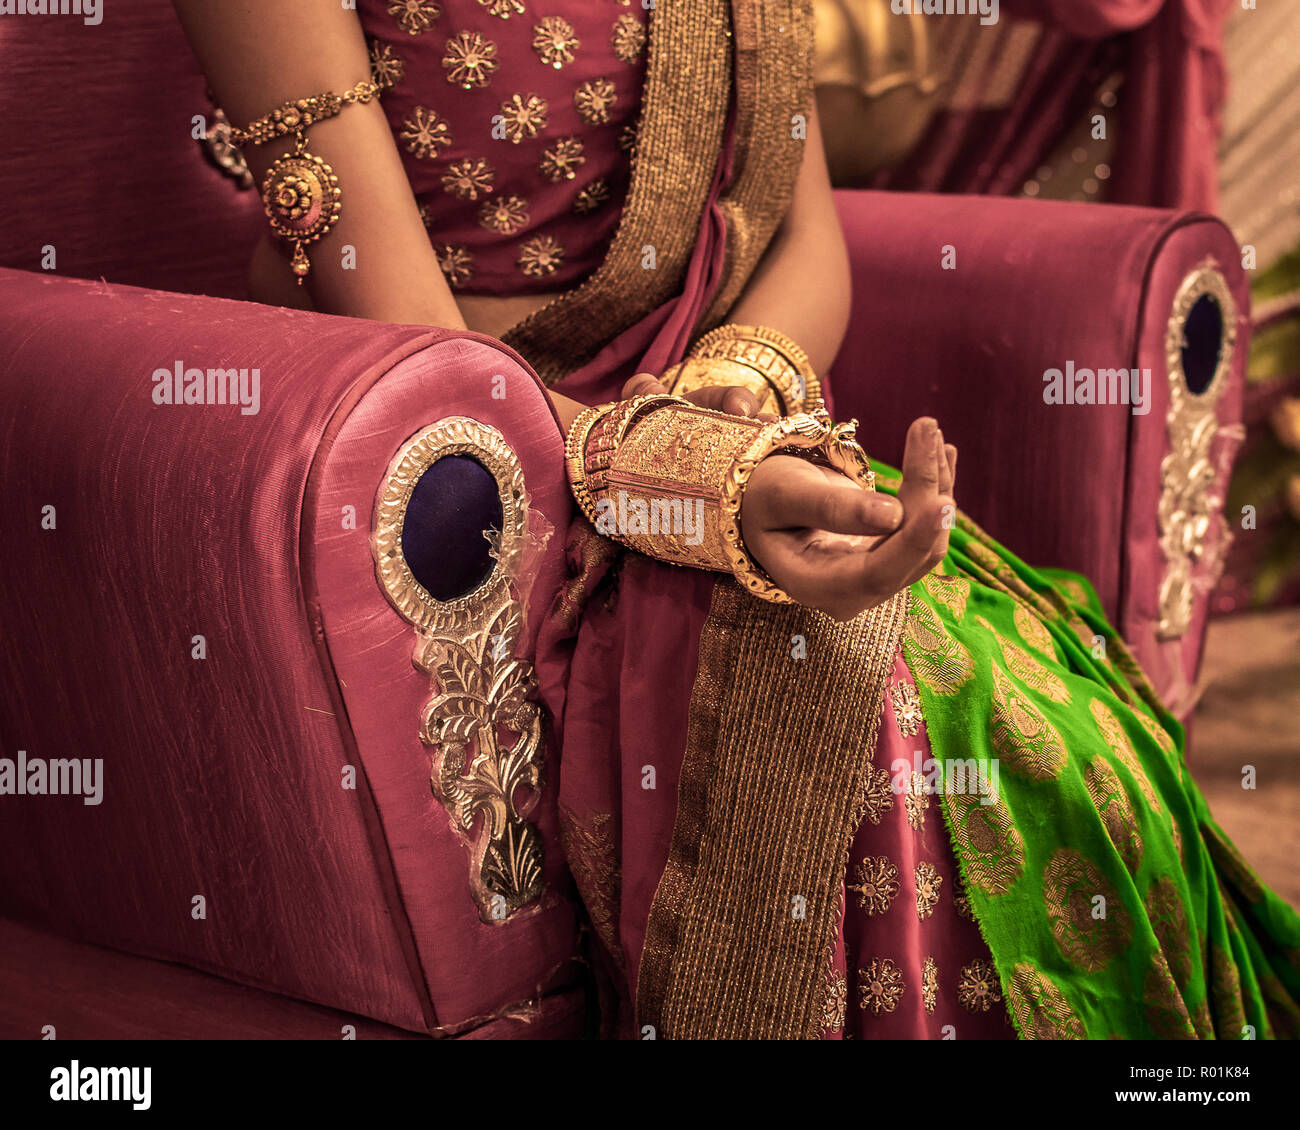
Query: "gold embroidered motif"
952 874 975 921
989 661 1067 781
442 156 495 200
1202 822 1265 905
905 770 929 830
980 617 1071 706
822 970 847 1035
518 234 565 278
1006 963 1085 1039
1209 938 1247 1038
858 958 905 1015
963 537 1058 621
922 957 938 1014
957 959 1002 1013
945 788 1024 895
1013 603 1056 660
1043 848 1132 973
612 12 647 63
1084 755 1143 874
915 861 942 919
1129 704 1177 757
904 594 974 696
533 16 578 69
434 243 474 288
478 194 529 234
389 0 441 36
558 805 624 970
574 178 612 216
401 106 453 158
539 137 586 182
369 40 406 87
1090 698 1162 813
443 31 498 89
1146 876 1194 989
859 763 895 826
1144 950 1197 1039
498 93 548 144
1061 577 1090 607
575 77 618 125
921 570 969 622
848 854 899 916
617 123 638 153
889 679 925 738
478 0 525 18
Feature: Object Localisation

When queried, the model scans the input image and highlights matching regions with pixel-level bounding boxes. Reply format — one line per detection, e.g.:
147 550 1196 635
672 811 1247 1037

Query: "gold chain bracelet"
228 75 395 284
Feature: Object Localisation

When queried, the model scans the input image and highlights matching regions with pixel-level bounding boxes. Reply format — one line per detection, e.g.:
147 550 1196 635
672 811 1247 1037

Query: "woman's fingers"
749 456 903 536
621 371 667 399
937 428 953 496
945 443 958 494
683 384 761 418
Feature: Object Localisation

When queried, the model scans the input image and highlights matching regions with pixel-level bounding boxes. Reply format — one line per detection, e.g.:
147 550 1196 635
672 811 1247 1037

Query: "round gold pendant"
260 149 341 282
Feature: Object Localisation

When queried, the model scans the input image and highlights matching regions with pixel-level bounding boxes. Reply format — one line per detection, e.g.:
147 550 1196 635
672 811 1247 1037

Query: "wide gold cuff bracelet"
565 397 875 604
661 324 826 416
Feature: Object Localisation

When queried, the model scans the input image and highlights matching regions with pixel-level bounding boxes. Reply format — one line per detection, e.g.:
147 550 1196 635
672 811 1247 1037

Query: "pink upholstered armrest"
0 268 581 1037
829 190 1249 714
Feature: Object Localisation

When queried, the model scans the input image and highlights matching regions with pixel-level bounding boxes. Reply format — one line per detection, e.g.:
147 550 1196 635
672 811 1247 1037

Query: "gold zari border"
636 582 908 1039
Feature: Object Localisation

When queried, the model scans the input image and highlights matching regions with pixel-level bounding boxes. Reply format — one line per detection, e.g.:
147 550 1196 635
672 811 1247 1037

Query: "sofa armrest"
0 268 580 1036
829 190 1249 717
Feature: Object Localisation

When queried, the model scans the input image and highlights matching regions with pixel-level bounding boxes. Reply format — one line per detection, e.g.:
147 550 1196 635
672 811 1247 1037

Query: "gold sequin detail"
573 178 612 215
1084 755 1143 873
533 16 578 69
539 137 586 182
434 244 474 288
518 234 565 278
848 855 899 916
957 959 1002 1013
1014 604 1056 659
478 194 529 234
369 40 406 86
388 0 441 36
1043 848 1132 973
822 970 847 1035
575 77 618 125
915 861 942 919
946 788 1024 895
443 30 498 89
858 958 905 1015
981 617 1071 706
498 93 548 144
611 13 647 63
904 595 973 696
1144 950 1197 1039
989 661 1067 781
1006 963 1085 1039
890 680 924 738
478 0 525 18
921 571 969 622
859 764 894 826
400 106 453 159
921 957 938 1014
905 770 929 830
442 157 495 201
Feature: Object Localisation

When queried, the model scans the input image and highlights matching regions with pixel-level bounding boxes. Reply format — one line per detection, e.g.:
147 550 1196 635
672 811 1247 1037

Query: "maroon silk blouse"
357 0 649 296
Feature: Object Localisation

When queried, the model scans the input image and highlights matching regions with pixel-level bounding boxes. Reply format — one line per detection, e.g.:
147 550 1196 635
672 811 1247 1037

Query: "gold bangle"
227 75 395 284
672 323 826 415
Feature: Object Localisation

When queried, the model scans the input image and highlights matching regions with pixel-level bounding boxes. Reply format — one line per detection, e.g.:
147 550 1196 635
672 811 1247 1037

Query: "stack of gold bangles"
660 323 825 416
566 326 872 604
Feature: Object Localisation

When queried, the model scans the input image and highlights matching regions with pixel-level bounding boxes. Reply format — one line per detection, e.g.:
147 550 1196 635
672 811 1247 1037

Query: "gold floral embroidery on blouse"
573 178 611 215
389 0 441 36
858 763 895 826
890 680 924 738
498 93 549 144
533 16 579 70
518 234 565 278
618 124 638 153
956 958 1003 1013
952 874 976 921
914 861 942 919
921 957 938 1014
478 194 529 234
988 661 1067 781
401 106 453 159
442 156 495 201
857 958 905 1015
1042 847 1132 973
435 244 474 287
1006 962 1085 1039
369 41 406 87
848 854 899 916
822 970 848 1035
539 137 586 182
478 0 525 19
443 31 499 89
905 770 929 830
611 13 647 63
575 77 618 125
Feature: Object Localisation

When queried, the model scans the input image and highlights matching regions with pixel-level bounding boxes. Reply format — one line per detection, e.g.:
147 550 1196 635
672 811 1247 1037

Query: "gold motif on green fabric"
1006 963 1085 1039
989 661 1068 781
1146 876 1195 989
904 595 973 696
1084 756 1143 874
1043 848 1132 973
981 617 1071 706
1208 938 1247 1038
921 570 970 622
1013 603 1057 660
1090 699 1163 814
1144 950 1197 1039
945 788 1024 895
1203 822 1266 905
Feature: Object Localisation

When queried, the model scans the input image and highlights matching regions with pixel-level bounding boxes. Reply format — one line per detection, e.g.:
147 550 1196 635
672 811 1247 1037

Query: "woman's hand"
743 417 958 622
621 372 768 419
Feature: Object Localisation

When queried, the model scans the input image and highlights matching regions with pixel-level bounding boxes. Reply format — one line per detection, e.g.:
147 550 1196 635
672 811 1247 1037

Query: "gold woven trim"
636 582 908 1039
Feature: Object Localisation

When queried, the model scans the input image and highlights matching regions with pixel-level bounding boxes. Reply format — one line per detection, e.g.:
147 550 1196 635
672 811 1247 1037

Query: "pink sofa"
0 3 1248 1038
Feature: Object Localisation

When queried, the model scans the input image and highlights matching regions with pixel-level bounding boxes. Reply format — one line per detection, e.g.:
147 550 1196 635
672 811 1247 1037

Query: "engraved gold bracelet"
661 324 826 416
228 75 395 284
